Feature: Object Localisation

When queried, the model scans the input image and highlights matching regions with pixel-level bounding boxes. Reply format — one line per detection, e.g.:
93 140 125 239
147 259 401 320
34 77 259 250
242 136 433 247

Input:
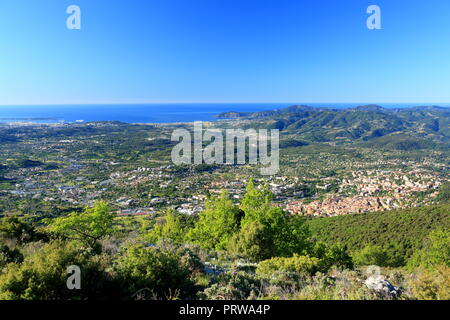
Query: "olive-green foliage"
147 242 205 275
350 243 405 267
239 179 309 257
46 201 116 249
282 215 311 257
309 241 353 271
407 228 450 269
144 210 186 245
0 241 108 300
148 180 308 260
227 221 275 262
0 216 46 244
436 182 450 203
256 255 321 277
352 245 390 267
187 180 309 259
187 192 242 250
306 204 450 264
175 246 205 275
240 179 275 221
113 244 195 299
0 242 23 268
408 266 450 300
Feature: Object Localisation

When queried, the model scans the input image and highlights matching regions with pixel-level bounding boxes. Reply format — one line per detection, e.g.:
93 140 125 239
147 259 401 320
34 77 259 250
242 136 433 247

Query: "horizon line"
1 101 450 107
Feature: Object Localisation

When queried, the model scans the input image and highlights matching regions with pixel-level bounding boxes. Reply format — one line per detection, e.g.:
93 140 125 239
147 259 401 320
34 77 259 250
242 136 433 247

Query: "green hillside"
305 204 450 261
217 105 450 145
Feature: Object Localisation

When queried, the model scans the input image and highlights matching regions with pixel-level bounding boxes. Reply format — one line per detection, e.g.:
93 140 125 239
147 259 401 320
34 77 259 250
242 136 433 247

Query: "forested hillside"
217 105 450 146
306 204 450 265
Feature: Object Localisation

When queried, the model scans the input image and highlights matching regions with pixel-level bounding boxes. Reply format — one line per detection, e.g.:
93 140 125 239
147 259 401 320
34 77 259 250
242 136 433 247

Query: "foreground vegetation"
0 181 448 300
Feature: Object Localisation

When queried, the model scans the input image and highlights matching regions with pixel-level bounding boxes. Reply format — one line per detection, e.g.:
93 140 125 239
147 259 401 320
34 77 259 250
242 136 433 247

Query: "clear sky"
0 0 450 105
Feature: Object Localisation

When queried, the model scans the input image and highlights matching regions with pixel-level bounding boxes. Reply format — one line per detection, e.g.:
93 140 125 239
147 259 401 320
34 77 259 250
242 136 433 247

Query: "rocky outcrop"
365 275 401 299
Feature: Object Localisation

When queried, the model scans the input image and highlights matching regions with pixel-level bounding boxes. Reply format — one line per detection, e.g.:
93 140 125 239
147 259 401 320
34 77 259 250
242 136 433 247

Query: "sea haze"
0 103 449 124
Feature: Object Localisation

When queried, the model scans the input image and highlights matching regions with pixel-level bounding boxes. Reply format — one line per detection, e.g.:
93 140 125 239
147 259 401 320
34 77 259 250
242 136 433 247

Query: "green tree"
239 180 308 257
282 215 310 257
144 210 185 244
46 201 116 249
228 221 275 262
240 179 274 222
188 192 242 250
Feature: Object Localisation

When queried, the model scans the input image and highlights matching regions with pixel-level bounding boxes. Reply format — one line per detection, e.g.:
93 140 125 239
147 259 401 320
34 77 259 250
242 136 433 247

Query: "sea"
0 103 449 124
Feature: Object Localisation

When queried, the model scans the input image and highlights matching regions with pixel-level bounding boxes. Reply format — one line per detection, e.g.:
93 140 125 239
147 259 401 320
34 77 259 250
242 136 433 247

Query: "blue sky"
0 0 450 105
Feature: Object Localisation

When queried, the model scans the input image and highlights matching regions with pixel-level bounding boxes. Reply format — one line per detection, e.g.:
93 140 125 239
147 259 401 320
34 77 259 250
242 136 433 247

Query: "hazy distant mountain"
216 105 450 147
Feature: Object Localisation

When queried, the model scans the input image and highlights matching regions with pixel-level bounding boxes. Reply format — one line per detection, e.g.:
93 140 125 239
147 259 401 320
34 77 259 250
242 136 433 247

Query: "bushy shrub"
199 283 243 300
0 240 108 300
256 255 321 277
144 241 205 275
310 241 353 271
408 266 450 300
0 216 46 244
199 271 261 300
113 244 195 299
0 242 23 268
264 270 303 288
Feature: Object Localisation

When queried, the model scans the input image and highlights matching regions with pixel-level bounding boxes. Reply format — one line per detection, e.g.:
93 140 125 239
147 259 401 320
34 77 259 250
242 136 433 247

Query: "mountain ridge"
215 104 450 146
